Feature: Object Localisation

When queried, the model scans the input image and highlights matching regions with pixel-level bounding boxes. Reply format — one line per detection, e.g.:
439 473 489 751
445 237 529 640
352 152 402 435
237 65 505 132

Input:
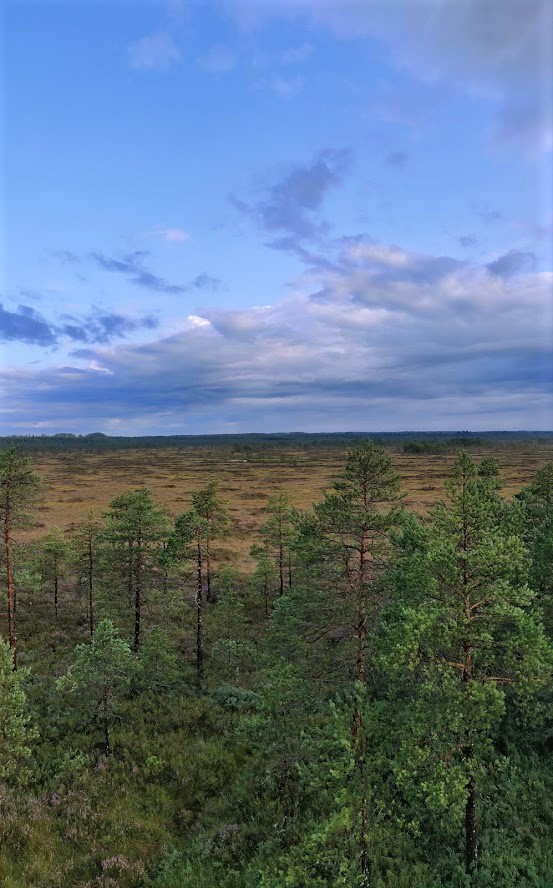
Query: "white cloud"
89 361 114 374
187 315 211 328
152 228 190 242
280 42 313 65
200 44 237 73
255 75 304 96
127 33 181 70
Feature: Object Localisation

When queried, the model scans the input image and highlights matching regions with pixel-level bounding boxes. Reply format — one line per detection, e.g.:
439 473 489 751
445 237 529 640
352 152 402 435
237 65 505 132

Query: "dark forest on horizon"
2 429 553 454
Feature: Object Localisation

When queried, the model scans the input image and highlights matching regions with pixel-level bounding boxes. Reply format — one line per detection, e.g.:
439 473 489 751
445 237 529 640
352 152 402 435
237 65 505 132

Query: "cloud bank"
2 235 550 433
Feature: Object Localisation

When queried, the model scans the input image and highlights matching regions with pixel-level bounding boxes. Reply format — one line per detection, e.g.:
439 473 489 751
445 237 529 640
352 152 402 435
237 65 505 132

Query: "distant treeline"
1 429 552 454
403 436 488 453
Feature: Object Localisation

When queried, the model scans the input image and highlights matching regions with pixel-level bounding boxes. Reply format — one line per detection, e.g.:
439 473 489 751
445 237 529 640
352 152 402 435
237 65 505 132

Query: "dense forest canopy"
0 441 552 887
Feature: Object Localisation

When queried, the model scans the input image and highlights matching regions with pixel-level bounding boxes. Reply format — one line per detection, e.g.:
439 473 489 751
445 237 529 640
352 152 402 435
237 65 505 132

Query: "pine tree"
0 636 37 785
211 566 252 682
259 489 296 597
134 626 180 697
57 619 133 754
314 440 402 685
103 488 168 651
72 511 103 638
191 480 230 602
250 546 279 617
515 462 553 635
164 508 207 687
313 440 403 878
0 447 42 666
380 452 553 878
37 527 69 618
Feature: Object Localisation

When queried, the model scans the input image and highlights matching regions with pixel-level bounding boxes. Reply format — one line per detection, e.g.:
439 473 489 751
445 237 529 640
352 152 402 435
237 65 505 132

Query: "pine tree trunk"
88 537 94 639
196 541 204 687
352 693 370 879
134 543 141 652
356 610 367 684
463 633 477 876
4 499 17 669
360 791 370 878
54 554 59 617
127 538 134 607
103 687 110 755
355 535 369 876
206 537 213 603
465 772 477 876
282 763 292 844
278 541 284 597
356 537 367 684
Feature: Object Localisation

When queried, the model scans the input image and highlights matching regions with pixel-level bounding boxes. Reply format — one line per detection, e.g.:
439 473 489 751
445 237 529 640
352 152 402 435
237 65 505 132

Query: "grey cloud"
478 209 503 224
385 151 408 169
193 273 222 291
51 250 81 265
91 251 149 274
265 236 339 270
231 148 352 240
495 99 553 153
59 310 159 344
0 303 57 346
231 0 552 152
458 235 477 248
0 300 158 347
131 269 188 294
486 249 537 278
91 250 215 294
334 240 462 289
91 251 170 291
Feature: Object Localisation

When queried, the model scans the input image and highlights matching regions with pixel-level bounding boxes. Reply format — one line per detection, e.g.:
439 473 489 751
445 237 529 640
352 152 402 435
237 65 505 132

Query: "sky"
1 0 552 435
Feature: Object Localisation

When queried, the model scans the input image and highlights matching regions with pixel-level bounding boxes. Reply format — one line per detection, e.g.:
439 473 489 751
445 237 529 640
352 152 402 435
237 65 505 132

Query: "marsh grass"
22 442 553 566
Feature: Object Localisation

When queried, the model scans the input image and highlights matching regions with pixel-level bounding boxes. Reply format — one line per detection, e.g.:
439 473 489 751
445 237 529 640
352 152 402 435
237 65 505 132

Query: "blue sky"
1 0 552 434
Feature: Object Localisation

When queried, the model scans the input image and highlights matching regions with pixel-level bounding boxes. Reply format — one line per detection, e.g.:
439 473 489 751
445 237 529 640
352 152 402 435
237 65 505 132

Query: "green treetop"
103 488 168 651
57 619 133 755
314 439 403 685
259 488 297 597
71 511 104 638
0 447 42 665
380 452 553 878
36 527 69 619
191 480 230 602
0 636 37 785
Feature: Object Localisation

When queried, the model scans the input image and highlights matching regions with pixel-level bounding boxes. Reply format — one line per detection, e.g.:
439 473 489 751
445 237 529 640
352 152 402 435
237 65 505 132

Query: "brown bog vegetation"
25 440 553 560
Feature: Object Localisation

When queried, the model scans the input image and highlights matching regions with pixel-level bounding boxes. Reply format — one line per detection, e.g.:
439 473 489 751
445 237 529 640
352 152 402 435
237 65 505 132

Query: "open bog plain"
26 438 553 563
